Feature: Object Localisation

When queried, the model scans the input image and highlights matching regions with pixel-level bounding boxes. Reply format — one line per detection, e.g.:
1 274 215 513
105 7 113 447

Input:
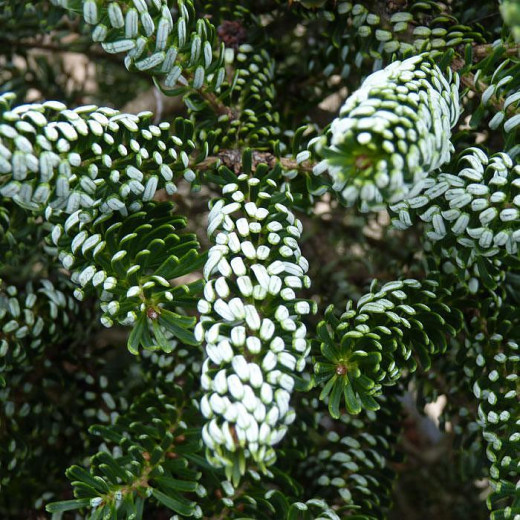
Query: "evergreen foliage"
0 1 518 519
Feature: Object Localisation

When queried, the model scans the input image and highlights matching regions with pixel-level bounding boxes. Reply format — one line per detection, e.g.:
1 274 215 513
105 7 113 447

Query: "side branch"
195 150 316 174
451 44 520 115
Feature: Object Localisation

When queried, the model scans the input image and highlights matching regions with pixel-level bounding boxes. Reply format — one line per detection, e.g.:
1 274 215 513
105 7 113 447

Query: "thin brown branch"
0 36 124 67
199 85 238 119
472 43 520 60
181 68 239 120
194 150 316 174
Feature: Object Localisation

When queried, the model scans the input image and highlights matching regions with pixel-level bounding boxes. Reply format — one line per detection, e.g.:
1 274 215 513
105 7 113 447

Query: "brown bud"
147 307 160 320
229 425 240 445
217 20 247 50
355 154 372 170
336 364 347 375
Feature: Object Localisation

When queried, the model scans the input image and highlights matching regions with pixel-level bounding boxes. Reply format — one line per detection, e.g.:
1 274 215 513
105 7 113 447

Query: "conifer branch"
2 1 519 519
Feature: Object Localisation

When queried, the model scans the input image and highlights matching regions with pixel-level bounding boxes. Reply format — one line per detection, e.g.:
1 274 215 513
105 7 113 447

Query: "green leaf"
412 340 431 370
268 490 290 517
426 326 447 355
313 362 336 384
155 255 181 279
152 320 173 352
158 309 197 345
128 313 147 354
318 329 338 360
156 250 206 280
46 499 91 513
319 373 337 401
291 125 309 156
66 466 109 494
329 377 343 419
89 425 125 444
153 476 198 492
476 256 497 290
344 380 362 414
358 391 380 412
354 374 375 391
242 148 253 175
316 321 333 343
151 488 195 516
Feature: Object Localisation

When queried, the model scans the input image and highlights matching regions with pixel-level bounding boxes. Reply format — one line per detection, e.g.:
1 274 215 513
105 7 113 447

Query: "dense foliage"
0 1 519 519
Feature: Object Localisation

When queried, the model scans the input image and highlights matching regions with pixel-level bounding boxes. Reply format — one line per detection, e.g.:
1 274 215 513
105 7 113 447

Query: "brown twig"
472 43 520 60
194 150 316 174
181 67 239 120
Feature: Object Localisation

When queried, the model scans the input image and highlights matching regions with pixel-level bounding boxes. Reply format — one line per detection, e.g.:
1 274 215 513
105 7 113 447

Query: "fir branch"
312 53 460 209
46 386 204 518
391 147 520 288
1 1 520 518
315 278 463 417
196 159 315 484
